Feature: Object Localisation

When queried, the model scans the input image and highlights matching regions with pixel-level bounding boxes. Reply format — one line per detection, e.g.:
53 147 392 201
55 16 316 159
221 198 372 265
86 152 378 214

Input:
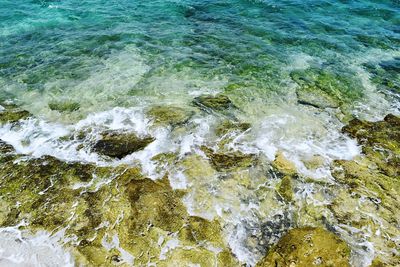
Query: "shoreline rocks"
0 140 14 154
147 105 194 126
256 227 350 267
201 146 257 171
93 131 155 159
330 114 400 265
0 152 239 266
342 114 399 177
272 152 297 177
215 120 251 136
0 103 31 124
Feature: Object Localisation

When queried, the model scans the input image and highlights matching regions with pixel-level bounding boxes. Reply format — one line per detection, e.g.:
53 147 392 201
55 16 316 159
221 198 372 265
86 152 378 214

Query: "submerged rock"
93 131 155 159
296 86 340 109
215 120 251 136
193 94 235 111
272 152 297 176
0 104 31 124
48 100 80 112
302 154 325 170
291 68 363 109
201 146 257 171
256 227 350 267
277 176 293 203
364 59 400 94
147 105 194 126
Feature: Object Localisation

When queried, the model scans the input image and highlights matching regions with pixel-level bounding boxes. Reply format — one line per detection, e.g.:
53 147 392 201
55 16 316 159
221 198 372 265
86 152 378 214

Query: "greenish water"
1 0 399 120
0 0 399 266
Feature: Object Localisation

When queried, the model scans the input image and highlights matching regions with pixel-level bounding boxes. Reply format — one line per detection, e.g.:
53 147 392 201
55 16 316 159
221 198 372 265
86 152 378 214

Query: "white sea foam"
101 233 135 265
231 107 360 181
0 227 74 267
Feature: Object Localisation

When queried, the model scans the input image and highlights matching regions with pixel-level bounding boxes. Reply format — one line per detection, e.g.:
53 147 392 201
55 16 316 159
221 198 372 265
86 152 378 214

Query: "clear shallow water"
0 0 399 266
1 0 399 120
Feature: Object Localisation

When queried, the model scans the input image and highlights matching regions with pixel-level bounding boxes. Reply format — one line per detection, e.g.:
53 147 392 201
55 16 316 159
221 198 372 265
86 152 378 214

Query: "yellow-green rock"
272 152 297 176
342 114 400 177
329 114 400 266
93 130 155 158
0 151 239 266
147 105 194 126
277 176 293 202
193 94 235 111
0 103 31 124
48 100 80 112
201 146 257 171
256 227 350 267
215 120 251 136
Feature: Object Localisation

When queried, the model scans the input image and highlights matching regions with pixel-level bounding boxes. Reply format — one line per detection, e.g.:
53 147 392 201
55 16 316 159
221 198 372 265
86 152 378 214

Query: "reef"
296 86 340 109
364 59 400 95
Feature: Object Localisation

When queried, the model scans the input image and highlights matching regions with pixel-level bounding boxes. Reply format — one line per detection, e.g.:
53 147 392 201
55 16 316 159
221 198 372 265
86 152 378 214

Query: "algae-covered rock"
0 140 14 154
272 152 297 176
125 176 187 232
302 154 325 170
291 68 362 108
201 146 257 171
0 150 239 266
364 59 400 94
93 131 155 159
0 104 31 124
296 86 339 109
329 114 400 266
215 120 251 136
256 227 350 267
193 94 235 111
147 105 194 126
277 176 293 203
331 158 400 266
48 100 80 112
342 114 400 176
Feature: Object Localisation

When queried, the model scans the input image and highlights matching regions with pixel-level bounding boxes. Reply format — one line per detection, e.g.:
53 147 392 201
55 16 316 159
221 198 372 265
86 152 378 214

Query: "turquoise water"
0 0 400 266
1 0 399 120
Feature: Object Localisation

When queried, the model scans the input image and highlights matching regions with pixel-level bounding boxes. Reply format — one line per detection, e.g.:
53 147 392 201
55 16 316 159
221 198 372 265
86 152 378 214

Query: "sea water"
0 0 399 266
